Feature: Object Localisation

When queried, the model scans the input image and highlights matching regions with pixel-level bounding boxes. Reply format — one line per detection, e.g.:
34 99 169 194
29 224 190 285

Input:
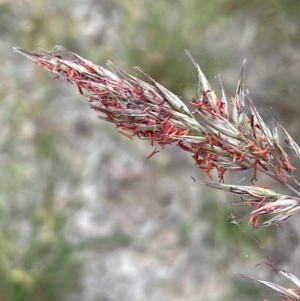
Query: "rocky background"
1 1 300 300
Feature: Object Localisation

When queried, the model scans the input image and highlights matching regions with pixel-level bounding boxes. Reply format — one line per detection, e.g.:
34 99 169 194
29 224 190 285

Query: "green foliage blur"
1 0 300 300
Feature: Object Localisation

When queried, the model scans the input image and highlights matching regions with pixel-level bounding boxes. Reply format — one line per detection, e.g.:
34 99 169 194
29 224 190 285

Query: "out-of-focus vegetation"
1 0 300 300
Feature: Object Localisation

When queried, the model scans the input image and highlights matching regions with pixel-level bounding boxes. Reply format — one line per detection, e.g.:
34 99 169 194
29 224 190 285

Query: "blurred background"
1 0 300 300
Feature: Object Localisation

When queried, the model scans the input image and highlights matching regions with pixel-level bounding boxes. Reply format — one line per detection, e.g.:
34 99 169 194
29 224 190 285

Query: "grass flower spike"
14 46 300 229
14 45 300 300
239 267 300 301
